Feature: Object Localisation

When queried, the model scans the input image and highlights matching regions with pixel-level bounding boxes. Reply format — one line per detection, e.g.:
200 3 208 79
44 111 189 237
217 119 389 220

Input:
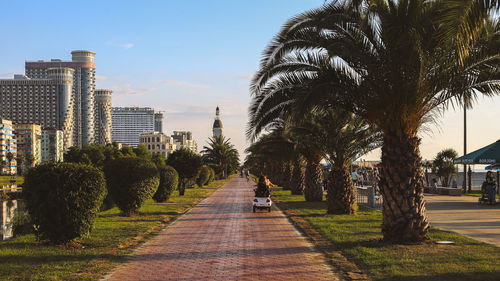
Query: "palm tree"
202 136 240 179
249 1 499 242
1 160 6 175
6 152 14 175
25 154 35 168
289 109 381 214
16 156 24 175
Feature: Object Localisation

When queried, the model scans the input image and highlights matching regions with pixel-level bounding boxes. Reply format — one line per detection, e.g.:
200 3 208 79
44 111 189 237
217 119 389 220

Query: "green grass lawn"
0 176 233 280
0 175 23 185
272 186 500 281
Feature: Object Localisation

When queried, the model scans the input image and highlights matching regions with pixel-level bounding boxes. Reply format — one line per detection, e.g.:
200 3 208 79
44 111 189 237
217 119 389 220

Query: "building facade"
0 119 17 175
0 68 75 150
25 50 96 147
212 106 223 138
172 131 198 153
94 89 113 144
139 132 176 157
154 112 163 133
14 124 41 167
41 129 64 162
112 107 154 147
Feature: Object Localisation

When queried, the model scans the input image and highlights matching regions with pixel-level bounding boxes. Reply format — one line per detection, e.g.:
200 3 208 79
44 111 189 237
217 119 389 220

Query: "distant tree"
25 154 35 168
81 145 105 166
64 147 83 163
16 156 24 175
6 152 14 166
134 145 152 159
201 136 240 179
151 153 166 168
120 146 136 157
433 149 458 187
1 160 6 175
166 148 202 196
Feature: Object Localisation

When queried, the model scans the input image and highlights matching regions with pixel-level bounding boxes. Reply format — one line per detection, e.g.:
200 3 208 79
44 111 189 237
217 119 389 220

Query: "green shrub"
23 162 106 244
153 165 178 202
13 209 32 236
166 148 202 196
207 167 215 184
104 157 159 216
196 166 211 187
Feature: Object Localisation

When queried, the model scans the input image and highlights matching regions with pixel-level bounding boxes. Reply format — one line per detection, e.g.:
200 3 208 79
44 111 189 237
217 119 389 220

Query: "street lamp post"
463 104 467 193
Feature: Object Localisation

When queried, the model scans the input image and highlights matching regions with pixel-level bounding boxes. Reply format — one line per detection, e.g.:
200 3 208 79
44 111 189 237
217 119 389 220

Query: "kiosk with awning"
454 139 500 199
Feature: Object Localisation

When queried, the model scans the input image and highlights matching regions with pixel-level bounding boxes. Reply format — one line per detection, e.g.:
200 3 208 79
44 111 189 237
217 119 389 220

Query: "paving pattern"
104 177 340 281
425 194 500 247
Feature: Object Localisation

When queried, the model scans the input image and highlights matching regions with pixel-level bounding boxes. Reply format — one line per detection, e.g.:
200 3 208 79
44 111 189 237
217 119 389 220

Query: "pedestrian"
485 176 496 205
430 178 438 193
351 170 358 186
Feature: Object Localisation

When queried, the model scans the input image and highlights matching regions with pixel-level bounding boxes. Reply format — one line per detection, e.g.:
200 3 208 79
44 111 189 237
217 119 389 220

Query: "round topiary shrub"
153 165 179 203
104 157 159 216
208 167 215 183
23 162 106 244
196 166 211 187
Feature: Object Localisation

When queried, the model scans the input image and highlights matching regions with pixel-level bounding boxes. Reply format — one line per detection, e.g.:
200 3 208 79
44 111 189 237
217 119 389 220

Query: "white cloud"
105 41 135 50
109 83 157 96
121 43 134 49
155 79 210 89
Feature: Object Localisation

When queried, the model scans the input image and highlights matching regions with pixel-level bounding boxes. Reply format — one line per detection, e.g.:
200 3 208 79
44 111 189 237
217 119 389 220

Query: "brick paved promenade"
104 177 340 281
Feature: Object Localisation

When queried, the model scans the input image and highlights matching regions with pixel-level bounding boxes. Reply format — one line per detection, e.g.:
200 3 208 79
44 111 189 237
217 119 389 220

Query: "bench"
436 187 462 196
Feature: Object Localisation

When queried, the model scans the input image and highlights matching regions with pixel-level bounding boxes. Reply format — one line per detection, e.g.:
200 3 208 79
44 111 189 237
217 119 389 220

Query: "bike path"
104 177 340 280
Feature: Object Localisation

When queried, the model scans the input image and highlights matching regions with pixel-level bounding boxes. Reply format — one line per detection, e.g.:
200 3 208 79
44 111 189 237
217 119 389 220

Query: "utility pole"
463 104 467 193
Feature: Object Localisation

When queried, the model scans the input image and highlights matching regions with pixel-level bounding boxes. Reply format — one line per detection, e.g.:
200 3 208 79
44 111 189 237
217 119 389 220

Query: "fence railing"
356 186 382 210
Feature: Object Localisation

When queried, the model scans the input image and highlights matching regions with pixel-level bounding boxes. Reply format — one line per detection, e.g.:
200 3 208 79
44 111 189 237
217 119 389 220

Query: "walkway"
425 194 500 247
104 177 339 281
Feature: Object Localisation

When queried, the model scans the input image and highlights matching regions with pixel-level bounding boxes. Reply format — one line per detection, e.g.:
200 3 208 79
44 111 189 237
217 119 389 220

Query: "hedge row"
22 156 191 244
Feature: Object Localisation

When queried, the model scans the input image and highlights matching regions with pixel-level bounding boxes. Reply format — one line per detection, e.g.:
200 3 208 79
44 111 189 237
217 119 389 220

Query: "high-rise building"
112 107 154 147
139 131 176 157
41 129 64 162
94 89 113 144
0 119 17 175
0 68 75 150
212 106 223 138
172 131 198 153
14 123 41 167
154 112 164 133
25 50 96 147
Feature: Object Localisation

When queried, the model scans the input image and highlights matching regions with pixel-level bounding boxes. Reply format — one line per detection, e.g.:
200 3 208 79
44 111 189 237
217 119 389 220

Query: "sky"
1 0 500 164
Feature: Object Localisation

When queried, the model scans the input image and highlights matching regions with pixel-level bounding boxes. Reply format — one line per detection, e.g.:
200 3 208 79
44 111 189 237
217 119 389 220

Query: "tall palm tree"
249 1 499 242
6 152 14 175
202 136 240 179
244 126 306 194
290 109 381 214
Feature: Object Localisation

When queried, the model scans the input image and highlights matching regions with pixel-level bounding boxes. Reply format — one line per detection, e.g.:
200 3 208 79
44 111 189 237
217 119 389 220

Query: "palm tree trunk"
282 163 291 190
380 130 429 242
304 159 323 202
290 161 305 195
327 165 357 215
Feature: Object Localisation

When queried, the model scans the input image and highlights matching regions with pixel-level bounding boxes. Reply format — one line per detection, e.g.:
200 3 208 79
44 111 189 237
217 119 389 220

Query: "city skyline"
1 0 500 162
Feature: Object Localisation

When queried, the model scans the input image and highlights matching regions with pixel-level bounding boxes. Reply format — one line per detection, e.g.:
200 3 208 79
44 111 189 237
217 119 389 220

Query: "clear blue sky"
2 0 500 164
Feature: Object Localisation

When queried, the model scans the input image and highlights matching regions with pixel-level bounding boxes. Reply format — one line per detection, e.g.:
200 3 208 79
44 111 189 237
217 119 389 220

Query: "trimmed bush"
196 166 211 187
104 157 159 216
153 165 179 202
207 167 215 184
13 209 32 236
23 162 106 244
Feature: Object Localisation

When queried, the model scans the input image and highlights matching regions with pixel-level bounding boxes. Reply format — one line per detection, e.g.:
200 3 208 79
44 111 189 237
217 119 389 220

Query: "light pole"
463 104 467 193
